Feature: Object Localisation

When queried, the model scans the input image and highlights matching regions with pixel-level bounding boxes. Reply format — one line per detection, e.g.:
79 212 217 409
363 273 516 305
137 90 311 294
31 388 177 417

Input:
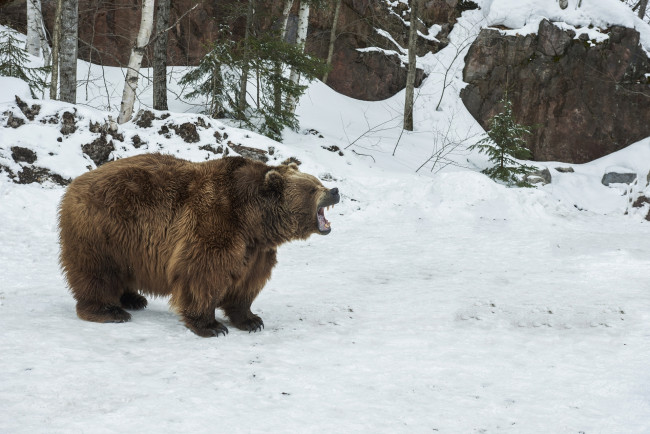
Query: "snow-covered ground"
2 0 650 432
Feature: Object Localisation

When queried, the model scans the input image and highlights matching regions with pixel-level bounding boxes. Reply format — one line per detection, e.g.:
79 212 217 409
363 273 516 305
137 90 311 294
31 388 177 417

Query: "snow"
2 2 650 433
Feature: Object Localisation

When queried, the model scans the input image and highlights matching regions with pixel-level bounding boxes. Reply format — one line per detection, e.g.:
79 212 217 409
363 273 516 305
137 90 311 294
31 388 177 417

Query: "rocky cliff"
0 0 467 101
461 19 650 163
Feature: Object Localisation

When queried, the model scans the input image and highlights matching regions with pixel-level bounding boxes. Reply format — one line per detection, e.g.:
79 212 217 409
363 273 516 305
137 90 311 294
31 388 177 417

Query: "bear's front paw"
239 315 264 333
187 319 229 338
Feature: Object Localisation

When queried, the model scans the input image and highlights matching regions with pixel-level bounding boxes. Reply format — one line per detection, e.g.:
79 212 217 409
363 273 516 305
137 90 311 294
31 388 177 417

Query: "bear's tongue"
317 207 330 231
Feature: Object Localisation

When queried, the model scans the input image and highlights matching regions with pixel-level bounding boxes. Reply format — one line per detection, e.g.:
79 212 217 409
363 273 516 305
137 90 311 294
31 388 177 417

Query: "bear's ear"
264 169 284 194
287 162 299 171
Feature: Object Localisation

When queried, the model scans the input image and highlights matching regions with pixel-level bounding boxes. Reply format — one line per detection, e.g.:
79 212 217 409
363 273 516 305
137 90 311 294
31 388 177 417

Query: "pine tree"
0 29 49 98
180 28 325 141
469 96 536 187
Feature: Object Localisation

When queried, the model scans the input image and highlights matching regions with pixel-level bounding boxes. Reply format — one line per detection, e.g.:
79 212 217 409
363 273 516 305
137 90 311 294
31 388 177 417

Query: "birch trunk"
153 0 170 111
273 0 294 116
117 0 155 124
287 0 309 113
49 0 63 99
26 0 41 57
237 0 255 118
403 0 419 131
322 0 341 83
59 0 78 103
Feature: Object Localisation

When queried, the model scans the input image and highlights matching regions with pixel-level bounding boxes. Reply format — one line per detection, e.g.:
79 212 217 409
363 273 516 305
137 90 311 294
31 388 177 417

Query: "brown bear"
58 153 340 337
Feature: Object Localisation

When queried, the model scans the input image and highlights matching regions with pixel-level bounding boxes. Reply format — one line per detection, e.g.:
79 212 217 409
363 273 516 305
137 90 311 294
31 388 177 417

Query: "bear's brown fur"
58 153 340 337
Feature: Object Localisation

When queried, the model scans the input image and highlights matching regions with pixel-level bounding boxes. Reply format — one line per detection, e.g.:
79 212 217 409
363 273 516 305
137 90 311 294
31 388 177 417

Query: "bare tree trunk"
322 0 341 83
287 0 309 113
237 0 255 118
403 0 419 131
26 0 41 56
49 0 63 99
273 0 294 116
639 0 648 19
117 0 155 124
153 0 170 111
558 0 568 10
59 0 78 103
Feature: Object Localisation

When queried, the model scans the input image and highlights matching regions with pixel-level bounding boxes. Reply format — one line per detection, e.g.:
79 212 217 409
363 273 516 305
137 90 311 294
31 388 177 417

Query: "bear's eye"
310 187 318 194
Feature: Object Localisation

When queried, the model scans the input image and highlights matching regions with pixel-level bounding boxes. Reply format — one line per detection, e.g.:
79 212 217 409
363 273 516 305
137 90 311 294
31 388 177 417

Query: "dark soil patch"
228 142 268 162
170 122 200 143
135 110 156 128
15 96 40 120
11 146 37 164
132 135 146 148
5 111 25 128
281 157 302 166
322 145 344 156
199 144 223 154
16 166 70 186
82 134 115 166
60 111 77 135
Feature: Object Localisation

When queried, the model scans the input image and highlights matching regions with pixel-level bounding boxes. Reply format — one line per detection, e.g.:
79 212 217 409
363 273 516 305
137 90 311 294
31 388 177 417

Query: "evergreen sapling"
469 96 537 187
0 29 49 98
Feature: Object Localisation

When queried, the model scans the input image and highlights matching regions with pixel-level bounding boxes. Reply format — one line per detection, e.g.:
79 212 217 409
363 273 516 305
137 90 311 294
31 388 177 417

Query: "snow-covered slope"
2 1 650 432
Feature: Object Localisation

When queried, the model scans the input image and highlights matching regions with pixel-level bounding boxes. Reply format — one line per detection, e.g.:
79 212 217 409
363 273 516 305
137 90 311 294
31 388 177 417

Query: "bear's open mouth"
316 188 340 235
317 206 331 233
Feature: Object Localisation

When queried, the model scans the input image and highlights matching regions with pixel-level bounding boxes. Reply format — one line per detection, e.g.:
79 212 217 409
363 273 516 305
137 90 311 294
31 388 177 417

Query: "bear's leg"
183 310 229 338
171 285 229 337
64 255 131 323
221 248 276 333
120 291 148 310
70 271 132 323
222 300 264 333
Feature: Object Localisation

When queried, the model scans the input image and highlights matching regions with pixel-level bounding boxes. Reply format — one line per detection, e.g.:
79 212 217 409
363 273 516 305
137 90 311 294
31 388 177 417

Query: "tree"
322 0 341 83
0 29 49 97
117 0 155 124
49 0 63 99
287 0 310 113
26 0 41 57
153 0 170 111
59 0 78 103
403 0 419 131
237 0 255 118
273 0 294 114
469 96 536 187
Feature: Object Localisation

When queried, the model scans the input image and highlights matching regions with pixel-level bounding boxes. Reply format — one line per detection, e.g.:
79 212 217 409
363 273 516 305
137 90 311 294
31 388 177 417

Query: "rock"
14 96 40 121
461 20 650 163
228 142 268 162
555 166 574 173
170 122 200 143
602 172 637 186
525 167 551 185
82 134 115 166
60 111 77 135
11 146 37 164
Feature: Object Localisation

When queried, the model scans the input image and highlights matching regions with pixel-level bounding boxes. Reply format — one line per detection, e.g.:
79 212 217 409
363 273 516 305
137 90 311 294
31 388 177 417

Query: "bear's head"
264 162 340 239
